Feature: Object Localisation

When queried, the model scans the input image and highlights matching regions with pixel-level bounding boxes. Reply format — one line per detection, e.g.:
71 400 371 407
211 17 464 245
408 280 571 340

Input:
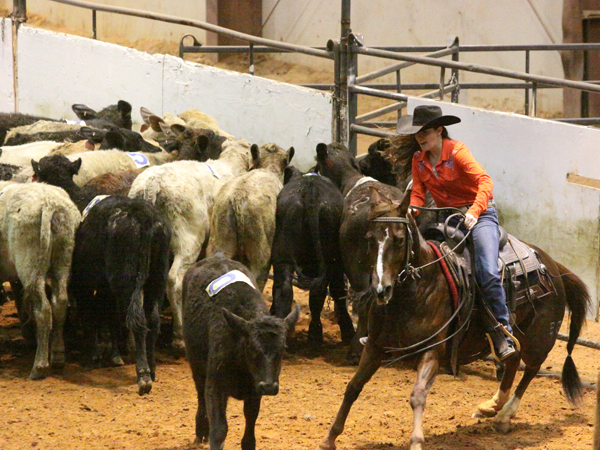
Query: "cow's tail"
557 261 590 407
39 204 54 259
107 211 154 333
41 203 75 261
134 174 161 206
305 190 327 289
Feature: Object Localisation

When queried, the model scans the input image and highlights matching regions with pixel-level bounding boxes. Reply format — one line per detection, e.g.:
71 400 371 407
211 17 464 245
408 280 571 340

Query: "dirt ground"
0 278 598 450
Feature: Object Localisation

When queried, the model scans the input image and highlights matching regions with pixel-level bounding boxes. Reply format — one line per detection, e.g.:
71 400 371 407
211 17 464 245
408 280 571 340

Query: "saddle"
424 223 554 314
424 222 555 373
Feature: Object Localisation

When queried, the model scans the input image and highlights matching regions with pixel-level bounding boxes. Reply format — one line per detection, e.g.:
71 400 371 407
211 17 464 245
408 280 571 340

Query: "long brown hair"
382 126 450 181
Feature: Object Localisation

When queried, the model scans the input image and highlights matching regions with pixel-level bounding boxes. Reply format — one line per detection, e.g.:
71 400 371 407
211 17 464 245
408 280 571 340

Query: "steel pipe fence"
11 0 600 154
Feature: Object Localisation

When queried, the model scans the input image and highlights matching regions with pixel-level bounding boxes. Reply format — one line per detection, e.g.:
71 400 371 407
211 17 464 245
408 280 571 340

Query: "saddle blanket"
206 270 256 297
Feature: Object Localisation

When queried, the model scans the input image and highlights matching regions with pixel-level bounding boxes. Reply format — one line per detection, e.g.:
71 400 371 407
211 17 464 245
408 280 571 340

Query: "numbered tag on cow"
127 152 150 168
206 270 256 297
81 195 110 221
202 163 221 179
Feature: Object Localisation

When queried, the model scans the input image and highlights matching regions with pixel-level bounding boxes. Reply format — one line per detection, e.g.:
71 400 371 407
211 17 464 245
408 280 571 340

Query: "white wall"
409 98 600 317
10 26 332 171
0 17 13 112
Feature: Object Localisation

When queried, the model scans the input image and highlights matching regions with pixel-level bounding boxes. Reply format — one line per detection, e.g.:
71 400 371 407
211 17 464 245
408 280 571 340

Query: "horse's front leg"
409 349 440 450
316 342 383 450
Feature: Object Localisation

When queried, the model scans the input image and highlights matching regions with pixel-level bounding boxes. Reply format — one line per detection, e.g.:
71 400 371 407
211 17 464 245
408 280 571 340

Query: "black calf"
32 154 171 395
271 173 355 344
183 255 299 450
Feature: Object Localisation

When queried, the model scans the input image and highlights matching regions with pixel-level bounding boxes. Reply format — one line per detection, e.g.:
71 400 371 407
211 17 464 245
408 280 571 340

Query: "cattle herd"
0 100 378 449
0 101 591 449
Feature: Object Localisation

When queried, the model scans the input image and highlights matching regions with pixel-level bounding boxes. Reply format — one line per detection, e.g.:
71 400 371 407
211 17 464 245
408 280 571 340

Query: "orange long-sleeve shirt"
410 139 493 219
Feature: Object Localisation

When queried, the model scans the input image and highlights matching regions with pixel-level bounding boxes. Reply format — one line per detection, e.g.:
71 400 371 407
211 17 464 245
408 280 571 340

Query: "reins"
369 205 475 363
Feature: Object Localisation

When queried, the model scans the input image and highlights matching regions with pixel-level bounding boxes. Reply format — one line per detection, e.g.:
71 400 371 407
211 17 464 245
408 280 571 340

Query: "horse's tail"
557 261 590 407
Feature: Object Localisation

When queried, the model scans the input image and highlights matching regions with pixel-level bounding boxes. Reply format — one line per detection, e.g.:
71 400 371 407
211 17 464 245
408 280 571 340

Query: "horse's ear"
316 143 328 161
397 189 412 216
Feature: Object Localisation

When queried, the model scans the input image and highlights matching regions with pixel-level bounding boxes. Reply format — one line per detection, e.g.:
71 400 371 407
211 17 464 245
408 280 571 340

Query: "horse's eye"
366 230 375 240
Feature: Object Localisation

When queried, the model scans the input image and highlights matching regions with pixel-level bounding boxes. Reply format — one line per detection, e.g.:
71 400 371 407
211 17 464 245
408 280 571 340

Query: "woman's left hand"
464 213 477 230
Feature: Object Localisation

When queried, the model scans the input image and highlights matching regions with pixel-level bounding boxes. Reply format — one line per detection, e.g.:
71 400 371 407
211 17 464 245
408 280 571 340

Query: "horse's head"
315 142 361 190
367 187 414 305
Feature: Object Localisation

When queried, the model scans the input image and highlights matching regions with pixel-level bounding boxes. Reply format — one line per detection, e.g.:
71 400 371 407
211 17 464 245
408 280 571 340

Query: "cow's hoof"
340 328 355 344
51 351 66 369
493 420 511 434
473 399 500 418
109 355 125 367
138 375 153 396
29 365 50 380
172 339 186 357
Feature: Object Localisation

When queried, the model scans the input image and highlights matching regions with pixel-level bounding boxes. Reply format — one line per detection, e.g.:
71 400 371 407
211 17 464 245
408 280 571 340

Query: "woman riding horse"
395 104 516 361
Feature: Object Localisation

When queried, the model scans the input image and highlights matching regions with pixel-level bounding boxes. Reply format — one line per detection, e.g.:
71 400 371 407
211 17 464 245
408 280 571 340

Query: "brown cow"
207 143 294 290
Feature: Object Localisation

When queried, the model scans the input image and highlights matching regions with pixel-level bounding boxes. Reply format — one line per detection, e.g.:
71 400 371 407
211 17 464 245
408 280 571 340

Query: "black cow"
182 254 299 450
0 112 61 144
357 138 397 186
32 154 171 395
3 129 87 146
72 100 133 130
270 173 355 344
79 127 163 153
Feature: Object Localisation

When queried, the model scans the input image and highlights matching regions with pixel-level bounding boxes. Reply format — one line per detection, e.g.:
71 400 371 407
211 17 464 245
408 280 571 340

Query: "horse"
316 186 589 450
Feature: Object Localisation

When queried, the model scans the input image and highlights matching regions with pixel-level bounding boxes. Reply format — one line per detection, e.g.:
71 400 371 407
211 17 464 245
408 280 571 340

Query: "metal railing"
10 0 600 155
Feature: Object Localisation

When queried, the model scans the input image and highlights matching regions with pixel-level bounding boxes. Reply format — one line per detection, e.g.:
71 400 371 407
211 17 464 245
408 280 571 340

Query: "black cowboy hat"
395 105 461 135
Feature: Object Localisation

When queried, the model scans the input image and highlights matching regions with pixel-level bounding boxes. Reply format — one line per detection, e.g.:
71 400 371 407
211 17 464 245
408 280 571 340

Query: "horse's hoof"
138 375 153 396
172 339 186 357
29 365 50 380
473 399 499 418
493 420 511 434
315 440 336 450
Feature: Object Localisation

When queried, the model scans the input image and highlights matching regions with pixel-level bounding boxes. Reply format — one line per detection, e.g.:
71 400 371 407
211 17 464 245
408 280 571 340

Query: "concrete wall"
0 0 566 116
0 17 13 112
9 25 332 171
409 98 600 317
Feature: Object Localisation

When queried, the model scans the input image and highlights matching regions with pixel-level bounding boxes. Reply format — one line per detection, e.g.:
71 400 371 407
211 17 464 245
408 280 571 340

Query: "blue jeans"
470 207 512 335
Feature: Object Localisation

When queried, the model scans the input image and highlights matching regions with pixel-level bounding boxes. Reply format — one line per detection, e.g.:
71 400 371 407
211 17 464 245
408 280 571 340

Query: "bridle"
368 207 475 364
369 209 472 285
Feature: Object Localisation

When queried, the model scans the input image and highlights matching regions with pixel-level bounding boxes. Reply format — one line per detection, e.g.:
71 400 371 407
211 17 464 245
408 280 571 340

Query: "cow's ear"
284 304 301 331
170 124 186 137
287 147 295 165
70 158 83 175
31 160 40 176
316 143 328 161
250 144 260 168
222 308 250 336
